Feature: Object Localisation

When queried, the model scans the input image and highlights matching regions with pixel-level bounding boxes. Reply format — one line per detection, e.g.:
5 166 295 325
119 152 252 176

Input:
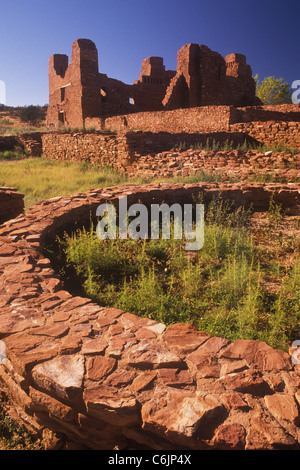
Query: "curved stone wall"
0 182 299 450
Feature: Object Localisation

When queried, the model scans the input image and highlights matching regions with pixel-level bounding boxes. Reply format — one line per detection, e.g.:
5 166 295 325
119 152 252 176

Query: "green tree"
254 75 292 105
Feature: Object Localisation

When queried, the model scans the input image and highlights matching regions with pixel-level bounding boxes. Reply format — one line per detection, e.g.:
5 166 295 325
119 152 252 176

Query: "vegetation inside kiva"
54 196 300 353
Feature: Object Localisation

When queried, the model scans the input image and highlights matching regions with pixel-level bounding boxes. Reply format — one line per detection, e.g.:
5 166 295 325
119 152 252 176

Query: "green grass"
52 198 300 352
0 157 133 209
0 157 243 210
0 157 226 196
0 125 46 136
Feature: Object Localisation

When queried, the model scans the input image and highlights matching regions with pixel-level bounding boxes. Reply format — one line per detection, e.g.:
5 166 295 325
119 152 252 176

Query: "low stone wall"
126 131 259 156
126 148 300 181
93 106 232 133
41 130 258 171
0 182 300 450
0 135 22 151
229 104 300 124
41 131 133 171
40 130 300 182
41 116 300 175
0 133 43 156
17 133 43 156
0 187 24 224
230 121 300 149
91 104 300 134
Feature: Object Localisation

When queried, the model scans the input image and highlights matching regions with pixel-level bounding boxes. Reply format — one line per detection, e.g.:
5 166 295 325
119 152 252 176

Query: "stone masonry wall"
0 182 300 450
41 132 134 171
41 129 261 173
102 106 231 133
84 104 300 151
0 187 24 224
125 148 300 182
47 39 259 128
0 133 42 156
91 104 300 135
41 129 300 182
229 104 300 123
229 121 300 149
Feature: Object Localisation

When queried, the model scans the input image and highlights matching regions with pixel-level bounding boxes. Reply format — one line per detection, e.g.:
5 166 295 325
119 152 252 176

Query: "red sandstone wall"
103 106 231 133
41 131 134 171
99 104 300 141
40 126 300 182
47 40 86 128
229 105 300 148
47 39 260 129
0 133 42 156
41 130 259 172
126 148 300 182
0 187 24 224
0 136 21 151
230 104 300 123
230 121 300 148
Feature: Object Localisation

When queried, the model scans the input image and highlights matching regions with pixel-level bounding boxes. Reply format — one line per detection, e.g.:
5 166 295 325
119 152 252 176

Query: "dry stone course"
40 129 300 182
47 39 258 129
126 148 300 182
0 133 42 156
0 182 299 450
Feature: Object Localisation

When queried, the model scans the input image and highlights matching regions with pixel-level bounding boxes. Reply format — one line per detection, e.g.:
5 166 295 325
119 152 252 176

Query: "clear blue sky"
0 0 299 106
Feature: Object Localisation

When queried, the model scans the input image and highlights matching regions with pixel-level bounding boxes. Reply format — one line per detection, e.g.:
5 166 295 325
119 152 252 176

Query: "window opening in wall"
100 87 107 103
129 97 135 105
58 111 65 124
60 87 65 102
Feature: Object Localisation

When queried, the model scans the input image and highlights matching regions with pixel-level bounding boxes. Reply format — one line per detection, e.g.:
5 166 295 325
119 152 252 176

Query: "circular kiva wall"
0 181 300 450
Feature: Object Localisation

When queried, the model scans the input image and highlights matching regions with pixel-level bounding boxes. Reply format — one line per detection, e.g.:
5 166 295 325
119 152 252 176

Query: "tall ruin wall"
47 39 259 129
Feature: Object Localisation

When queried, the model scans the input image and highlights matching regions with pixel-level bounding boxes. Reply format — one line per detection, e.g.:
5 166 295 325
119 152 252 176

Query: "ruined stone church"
46 38 260 128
